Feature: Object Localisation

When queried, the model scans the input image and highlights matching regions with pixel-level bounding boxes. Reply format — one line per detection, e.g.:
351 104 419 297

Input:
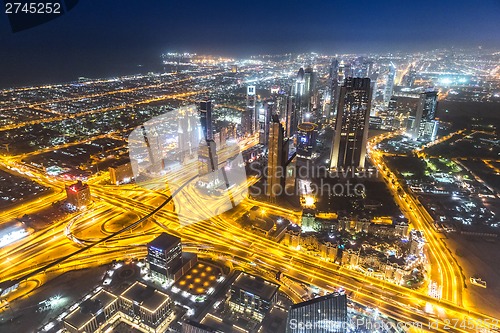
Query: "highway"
0 132 498 332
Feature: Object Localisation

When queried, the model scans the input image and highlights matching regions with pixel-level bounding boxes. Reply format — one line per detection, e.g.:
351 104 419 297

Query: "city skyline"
0 2 500 333
2 0 500 88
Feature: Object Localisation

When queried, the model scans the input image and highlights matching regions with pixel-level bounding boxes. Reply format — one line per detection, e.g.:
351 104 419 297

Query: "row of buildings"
64 281 174 333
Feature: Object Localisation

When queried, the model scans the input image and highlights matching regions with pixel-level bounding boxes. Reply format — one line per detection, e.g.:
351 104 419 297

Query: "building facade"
286 292 348 333
330 77 372 169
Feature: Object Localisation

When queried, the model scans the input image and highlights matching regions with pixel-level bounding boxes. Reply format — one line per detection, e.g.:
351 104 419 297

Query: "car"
470 277 487 288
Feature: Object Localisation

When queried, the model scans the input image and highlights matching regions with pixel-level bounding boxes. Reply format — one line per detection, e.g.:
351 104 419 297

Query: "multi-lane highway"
0 130 498 332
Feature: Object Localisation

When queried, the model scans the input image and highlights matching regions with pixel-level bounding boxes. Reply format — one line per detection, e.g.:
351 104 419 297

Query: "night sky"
1 0 499 88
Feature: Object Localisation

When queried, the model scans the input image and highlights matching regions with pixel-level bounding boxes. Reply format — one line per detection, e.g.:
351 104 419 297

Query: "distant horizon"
1 0 500 88
1 46 499 90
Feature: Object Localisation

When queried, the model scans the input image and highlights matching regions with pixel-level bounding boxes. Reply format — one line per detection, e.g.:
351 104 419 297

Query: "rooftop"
120 281 171 313
290 292 346 310
64 290 117 330
231 272 279 301
148 232 181 250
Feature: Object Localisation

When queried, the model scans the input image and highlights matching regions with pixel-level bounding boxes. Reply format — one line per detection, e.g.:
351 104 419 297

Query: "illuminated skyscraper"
303 67 318 119
330 78 372 169
384 63 396 104
285 292 348 333
407 90 438 140
198 98 213 141
294 68 306 123
285 95 298 138
328 59 340 121
267 115 285 201
258 100 273 145
243 85 257 135
296 122 317 160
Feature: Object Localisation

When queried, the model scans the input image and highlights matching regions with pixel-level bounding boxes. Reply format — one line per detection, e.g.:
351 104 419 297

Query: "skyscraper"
286 292 348 333
294 68 306 124
197 99 219 185
198 99 213 141
296 122 317 160
243 85 257 136
303 67 318 119
330 77 372 170
178 110 196 162
384 63 396 104
328 59 340 121
258 100 273 145
285 94 298 138
267 115 285 201
407 90 438 140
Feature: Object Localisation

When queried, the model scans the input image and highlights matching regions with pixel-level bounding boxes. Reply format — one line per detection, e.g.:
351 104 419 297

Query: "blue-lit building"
296 122 317 160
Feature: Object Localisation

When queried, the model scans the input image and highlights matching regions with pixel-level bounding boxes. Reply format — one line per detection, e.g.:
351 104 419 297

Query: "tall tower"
284 95 297 138
198 99 219 185
384 63 396 104
267 115 285 201
294 68 307 124
178 111 195 162
328 59 340 121
330 77 372 170
243 85 256 136
198 99 213 141
409 90 438 140
258 101 273 145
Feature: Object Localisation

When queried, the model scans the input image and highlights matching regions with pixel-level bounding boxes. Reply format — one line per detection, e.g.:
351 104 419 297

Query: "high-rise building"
285 292 348 333
65 181 91 210
296 122 317 160
243 85 257 136
267 115 286 201
330 78 372 170
294 68 307 124
178 111 197 162
384 63 396 104
198 99 213 141
328 59 340 121
147 233 183 281
258 101 273 145
285 95 298 138
407 90 438 140
303 67 318 118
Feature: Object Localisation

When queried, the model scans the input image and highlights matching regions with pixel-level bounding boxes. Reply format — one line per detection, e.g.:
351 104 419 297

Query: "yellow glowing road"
0 133 498 332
